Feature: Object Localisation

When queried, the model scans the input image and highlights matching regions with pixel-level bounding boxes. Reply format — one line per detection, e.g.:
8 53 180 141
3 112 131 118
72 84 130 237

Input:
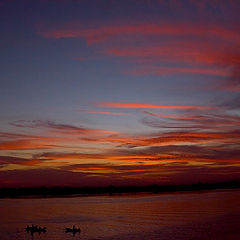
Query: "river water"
0 189 240 240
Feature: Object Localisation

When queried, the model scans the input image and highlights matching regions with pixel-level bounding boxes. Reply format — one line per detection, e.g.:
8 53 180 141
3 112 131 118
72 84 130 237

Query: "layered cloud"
37 0 240 91
1 161 239 187
0 0 239 187
1 112 240 186
38 21 240 45
94 102 215 110
78 110 131 116
0 155 43 168
10 120 117 134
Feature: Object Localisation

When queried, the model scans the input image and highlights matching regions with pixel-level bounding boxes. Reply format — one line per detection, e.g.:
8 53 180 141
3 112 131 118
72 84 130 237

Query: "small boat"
65 225 81 234
25 225 46 234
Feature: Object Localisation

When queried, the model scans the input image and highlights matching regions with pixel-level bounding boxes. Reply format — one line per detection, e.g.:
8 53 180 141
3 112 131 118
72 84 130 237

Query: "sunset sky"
0 0 240 187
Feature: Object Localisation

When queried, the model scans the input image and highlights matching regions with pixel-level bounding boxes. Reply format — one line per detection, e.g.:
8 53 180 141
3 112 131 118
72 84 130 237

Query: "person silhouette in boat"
65 225 81 235
25 224 46 236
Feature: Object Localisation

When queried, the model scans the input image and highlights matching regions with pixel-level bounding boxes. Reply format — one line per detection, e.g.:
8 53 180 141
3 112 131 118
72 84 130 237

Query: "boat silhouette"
25 224 46 235
65 225 81 234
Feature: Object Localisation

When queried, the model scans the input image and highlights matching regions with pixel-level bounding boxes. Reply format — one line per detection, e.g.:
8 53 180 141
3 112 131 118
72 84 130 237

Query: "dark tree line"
0 181 240 198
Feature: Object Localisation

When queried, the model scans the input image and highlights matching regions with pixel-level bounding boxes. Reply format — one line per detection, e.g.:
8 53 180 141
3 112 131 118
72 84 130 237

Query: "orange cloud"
95 102 215 110
77 129 240 149
0 155 49 169
0 139 59 151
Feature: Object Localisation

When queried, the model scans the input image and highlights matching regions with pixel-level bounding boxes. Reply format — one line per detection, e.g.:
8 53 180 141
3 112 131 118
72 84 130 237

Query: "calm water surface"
0 189 240 240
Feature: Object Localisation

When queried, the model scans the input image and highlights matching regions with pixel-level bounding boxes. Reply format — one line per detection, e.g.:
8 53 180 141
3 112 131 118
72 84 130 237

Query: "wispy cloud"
0 139 59 150
0 131 61 150
95 102 215 110
78 109 131 116
127 66 228 77
10 120 117 134
143 111 240 126
38 22 240 45
0 155 43 168
36 0 240 89
143 111 200 120
0 120 121 151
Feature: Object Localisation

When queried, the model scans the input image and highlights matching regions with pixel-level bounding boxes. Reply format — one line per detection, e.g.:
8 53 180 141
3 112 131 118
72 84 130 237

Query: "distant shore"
0 181 239 199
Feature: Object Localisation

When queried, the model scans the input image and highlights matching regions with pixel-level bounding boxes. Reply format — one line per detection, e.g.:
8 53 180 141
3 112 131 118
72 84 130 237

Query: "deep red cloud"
37 17 240 83
38 22 240 45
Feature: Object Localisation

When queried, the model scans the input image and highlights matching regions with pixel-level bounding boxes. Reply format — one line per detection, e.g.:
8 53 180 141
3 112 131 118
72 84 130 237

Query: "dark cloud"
35 152 109 160
219 95 240 110
141 110 240 130
9 120 115 135
10 120 89 132
113 143 240 163
0 131 41 140
0 155 43 168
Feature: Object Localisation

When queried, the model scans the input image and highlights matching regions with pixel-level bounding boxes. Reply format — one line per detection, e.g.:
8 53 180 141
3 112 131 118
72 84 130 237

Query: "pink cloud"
38 22 240 45
95 102 215 110
127 66 228 77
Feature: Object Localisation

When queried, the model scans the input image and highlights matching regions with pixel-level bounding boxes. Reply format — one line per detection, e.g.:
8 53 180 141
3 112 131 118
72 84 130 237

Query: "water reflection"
0 189 240 240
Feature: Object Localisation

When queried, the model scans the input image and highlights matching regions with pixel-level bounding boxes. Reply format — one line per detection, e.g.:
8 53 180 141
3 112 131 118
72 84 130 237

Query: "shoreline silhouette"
0 181 240 199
